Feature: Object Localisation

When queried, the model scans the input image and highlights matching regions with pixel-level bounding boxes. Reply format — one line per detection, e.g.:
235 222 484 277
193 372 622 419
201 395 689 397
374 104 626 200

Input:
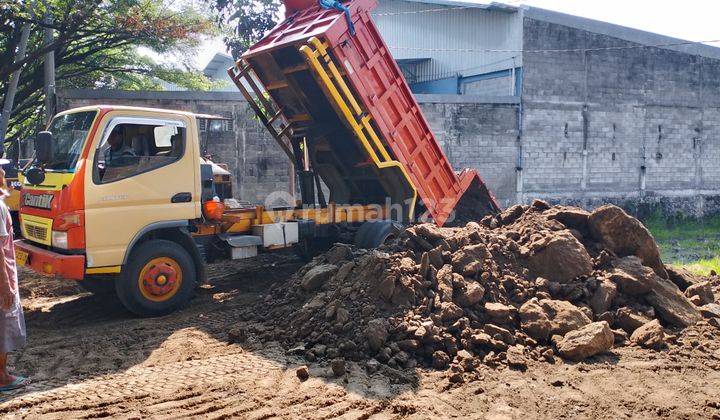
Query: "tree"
209 0 280 58
0 0 217 149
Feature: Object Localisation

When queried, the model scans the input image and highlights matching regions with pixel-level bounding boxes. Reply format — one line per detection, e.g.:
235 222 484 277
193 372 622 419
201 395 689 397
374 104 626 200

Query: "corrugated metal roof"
400 0 517 13
523 6 720 60
203 53 234 77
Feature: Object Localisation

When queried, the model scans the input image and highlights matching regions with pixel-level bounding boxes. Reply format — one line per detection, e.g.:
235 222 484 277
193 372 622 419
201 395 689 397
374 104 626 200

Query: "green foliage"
647 214 720 276
209 0 280 57
0 0 217 148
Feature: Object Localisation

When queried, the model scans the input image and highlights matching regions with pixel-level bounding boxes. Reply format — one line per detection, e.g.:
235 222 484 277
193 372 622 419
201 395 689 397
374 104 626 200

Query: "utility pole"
44 11 56 125
0 24 32 148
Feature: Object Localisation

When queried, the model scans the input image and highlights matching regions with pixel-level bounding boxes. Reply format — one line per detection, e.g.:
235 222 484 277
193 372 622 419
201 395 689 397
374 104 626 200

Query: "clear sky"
192 0 720 69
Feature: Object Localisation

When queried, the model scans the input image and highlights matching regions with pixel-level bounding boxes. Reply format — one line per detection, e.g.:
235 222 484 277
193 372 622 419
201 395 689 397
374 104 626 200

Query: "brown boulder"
588 205 667 278
365 319 388 352
439 301 464 321
630 319 665 349
556 321 614 361
590 279 617 315
301 264 338 291
665 265 701 291
506 345 528 369
451 243 491 276
646 276 702 327
609 257 655 296
377 275 396 301
484 302 517 322
457 281 485 307
699 303 720 319
615 307 652 334
436 264 455 302
685 281 715 306
545 207 591 231
527 231 594 283
519 298 591 341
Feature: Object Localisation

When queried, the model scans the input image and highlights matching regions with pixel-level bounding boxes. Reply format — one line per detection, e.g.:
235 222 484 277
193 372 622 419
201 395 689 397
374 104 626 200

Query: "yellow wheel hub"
138 257 183 302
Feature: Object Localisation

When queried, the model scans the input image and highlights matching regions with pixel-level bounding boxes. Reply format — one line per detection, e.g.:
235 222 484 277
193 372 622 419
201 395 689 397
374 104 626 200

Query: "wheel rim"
138 257 183 302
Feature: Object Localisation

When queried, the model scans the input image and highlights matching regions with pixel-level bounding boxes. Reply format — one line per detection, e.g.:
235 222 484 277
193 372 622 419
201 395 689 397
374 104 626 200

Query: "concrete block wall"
520 18 720 217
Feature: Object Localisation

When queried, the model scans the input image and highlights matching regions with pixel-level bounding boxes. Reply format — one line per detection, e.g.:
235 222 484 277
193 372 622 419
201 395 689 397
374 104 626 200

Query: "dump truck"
14 0 499 317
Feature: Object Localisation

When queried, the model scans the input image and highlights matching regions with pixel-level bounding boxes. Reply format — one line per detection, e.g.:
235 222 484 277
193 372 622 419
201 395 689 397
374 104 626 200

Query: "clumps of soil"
231 202 720 380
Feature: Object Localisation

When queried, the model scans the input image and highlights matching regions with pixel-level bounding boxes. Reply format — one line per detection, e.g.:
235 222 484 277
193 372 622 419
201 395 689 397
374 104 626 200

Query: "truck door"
84 114 199 269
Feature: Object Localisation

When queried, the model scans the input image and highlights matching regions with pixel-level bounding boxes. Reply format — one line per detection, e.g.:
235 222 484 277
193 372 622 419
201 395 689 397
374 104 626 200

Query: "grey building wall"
520 17 720 217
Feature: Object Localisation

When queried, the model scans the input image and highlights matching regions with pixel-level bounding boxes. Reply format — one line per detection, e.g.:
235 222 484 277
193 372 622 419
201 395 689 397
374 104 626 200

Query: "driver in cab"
104 128 136 166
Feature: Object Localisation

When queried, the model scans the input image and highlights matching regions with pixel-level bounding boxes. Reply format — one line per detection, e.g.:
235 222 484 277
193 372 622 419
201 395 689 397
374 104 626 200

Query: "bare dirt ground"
1 252 719 419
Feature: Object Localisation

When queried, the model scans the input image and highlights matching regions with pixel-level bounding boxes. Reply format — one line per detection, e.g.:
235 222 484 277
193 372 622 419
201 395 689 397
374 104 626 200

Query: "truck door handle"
171 192 192 203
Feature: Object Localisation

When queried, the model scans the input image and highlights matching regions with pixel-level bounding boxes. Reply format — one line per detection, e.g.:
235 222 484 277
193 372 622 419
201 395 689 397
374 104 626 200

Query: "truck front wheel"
116 239 196 317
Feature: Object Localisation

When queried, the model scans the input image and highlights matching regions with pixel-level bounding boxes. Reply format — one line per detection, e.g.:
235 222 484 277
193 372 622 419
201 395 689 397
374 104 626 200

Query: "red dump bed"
238 0 499 225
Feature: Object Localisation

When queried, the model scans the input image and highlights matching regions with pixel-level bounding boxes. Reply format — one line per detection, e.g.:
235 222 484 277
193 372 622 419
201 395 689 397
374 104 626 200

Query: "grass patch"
678 257 720 276
645 214 720 276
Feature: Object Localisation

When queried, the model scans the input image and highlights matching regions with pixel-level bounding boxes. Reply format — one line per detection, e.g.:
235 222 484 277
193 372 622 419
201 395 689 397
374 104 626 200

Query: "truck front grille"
25 224 48 242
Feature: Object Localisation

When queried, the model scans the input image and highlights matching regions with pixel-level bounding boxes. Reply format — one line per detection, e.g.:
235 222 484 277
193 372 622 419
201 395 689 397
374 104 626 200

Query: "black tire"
116 239 196 317
79 276 117 296
354 220 403 249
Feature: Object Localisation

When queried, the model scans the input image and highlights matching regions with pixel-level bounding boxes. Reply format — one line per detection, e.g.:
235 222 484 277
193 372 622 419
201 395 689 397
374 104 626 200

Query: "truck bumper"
14 239 85 280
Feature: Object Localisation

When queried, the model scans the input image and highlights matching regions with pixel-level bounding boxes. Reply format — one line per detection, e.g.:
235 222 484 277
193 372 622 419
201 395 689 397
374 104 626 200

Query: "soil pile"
232 202 720 379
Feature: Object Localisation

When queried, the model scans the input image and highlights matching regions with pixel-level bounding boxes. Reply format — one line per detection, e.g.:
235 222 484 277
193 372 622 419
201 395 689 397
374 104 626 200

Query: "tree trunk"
44 12 56 125
0 24 32 147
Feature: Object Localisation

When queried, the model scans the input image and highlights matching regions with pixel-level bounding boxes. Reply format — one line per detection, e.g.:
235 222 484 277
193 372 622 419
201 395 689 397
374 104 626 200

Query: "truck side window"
95 122 185 184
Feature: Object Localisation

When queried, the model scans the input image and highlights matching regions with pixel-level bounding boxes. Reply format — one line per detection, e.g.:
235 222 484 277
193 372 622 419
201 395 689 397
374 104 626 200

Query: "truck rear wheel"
116 239 196 317
354 220 403 249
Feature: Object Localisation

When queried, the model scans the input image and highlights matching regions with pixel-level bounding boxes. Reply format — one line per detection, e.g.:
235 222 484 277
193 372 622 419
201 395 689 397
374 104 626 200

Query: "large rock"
666 266 701 291
556 321 614 361
699 303 720 319
451 243 491 276
630 319 665 349
484 302 517 322
436 265 455 302
519 298 591 341
685 282 715 306
588 205 667 278
646 276 702 327
610 257 656 296
590 279 617 315
456 281 485 307
615 307 653 334
301 264 338 291
527 231 593 283
545 207 591 231
365 319 388 352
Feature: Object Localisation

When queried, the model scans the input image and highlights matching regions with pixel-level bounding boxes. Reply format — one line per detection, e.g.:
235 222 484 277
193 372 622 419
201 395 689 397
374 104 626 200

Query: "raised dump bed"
229 0 499 226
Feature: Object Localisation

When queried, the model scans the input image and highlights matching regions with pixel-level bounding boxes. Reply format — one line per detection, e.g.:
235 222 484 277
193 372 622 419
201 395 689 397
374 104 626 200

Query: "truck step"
218 234 262 260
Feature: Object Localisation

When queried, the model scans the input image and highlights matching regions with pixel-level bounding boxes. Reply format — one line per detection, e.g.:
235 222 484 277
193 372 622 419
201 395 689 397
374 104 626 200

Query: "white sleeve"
0 203 8 237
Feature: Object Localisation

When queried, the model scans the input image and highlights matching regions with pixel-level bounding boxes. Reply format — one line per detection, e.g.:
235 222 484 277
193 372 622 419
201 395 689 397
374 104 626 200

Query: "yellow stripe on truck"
86 266 122 275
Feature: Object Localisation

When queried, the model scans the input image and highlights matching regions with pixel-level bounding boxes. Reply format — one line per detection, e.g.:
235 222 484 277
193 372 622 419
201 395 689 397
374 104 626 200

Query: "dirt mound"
232 202 719 380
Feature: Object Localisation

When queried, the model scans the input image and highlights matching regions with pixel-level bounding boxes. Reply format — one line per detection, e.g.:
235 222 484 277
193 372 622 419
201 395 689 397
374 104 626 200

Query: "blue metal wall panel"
373 0 523 83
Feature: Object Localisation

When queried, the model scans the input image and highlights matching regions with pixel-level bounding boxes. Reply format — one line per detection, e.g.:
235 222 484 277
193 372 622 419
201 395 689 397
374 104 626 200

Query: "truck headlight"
52 231 68 249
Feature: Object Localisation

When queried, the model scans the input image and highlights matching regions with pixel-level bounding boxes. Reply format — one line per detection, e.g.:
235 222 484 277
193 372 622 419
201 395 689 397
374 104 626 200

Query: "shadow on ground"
1 251 420 409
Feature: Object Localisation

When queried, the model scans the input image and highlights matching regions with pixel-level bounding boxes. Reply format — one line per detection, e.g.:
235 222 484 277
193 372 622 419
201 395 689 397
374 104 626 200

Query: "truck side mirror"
35 131 54 164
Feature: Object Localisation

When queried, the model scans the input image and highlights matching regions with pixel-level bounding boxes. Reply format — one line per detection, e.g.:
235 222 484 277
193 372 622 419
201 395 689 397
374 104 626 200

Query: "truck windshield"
45 111 97 171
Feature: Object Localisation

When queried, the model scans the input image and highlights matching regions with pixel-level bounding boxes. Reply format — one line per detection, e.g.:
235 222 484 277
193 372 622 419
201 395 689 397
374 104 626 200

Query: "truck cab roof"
56 105 228 121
